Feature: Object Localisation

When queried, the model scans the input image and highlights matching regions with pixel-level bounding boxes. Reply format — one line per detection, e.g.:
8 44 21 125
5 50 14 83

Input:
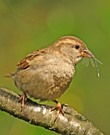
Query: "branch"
0 87 104 135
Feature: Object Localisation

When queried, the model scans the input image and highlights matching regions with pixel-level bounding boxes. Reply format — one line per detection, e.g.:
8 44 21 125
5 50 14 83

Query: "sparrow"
11 36 100 113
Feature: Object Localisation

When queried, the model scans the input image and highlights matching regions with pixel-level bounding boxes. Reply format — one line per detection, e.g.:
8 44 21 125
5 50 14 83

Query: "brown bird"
11 36 100 113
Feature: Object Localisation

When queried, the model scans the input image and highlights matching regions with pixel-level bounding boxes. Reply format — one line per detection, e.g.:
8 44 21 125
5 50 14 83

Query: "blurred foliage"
0 0 110 135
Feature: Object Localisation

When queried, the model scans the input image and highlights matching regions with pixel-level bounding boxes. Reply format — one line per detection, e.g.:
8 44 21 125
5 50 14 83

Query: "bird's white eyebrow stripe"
53 36 87 48
58 36 87 46
54 39 76 47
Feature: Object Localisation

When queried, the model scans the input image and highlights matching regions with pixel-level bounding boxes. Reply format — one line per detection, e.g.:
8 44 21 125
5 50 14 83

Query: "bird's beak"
81 49 94 58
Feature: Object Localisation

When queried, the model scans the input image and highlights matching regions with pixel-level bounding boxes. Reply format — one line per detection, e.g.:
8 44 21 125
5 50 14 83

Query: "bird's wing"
17 48 47 70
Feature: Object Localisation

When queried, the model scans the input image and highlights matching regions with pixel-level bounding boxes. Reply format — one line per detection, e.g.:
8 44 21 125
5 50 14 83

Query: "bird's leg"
51 100 64 115
18 91 27 111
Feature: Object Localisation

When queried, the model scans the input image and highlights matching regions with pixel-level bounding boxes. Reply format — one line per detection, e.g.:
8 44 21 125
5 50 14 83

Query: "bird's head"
53 36 101 77
53 36 93 64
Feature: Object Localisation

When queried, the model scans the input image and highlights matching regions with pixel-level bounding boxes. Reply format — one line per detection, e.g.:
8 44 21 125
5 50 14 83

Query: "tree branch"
0 87 104 135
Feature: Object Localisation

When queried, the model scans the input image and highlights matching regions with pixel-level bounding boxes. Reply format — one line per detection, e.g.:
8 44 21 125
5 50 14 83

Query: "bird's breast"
14 57 75 100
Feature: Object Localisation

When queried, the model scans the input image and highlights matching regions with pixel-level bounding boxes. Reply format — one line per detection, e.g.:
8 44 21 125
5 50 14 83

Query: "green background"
0 0 109 135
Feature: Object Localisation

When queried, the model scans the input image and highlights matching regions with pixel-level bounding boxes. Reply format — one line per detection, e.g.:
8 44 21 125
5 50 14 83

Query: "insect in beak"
81 49 102 77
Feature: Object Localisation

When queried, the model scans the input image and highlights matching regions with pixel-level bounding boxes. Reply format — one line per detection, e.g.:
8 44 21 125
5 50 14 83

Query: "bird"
11 36 99 113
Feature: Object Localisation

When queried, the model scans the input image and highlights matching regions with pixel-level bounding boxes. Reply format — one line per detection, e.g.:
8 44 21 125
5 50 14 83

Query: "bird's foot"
18 91 27 111
51 100 64 115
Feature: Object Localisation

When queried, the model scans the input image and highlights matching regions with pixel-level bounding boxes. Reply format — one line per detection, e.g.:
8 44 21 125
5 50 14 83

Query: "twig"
0 87 104 135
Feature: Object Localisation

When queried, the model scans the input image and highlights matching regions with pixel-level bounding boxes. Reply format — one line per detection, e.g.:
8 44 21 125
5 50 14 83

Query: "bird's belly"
14 63 74 100
28 80 70 100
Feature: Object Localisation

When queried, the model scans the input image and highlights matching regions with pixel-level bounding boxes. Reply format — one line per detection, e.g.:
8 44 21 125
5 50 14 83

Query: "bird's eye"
75 45 80 49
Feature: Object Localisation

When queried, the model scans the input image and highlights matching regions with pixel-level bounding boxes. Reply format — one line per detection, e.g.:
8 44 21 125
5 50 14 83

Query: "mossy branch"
0 87 104 135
